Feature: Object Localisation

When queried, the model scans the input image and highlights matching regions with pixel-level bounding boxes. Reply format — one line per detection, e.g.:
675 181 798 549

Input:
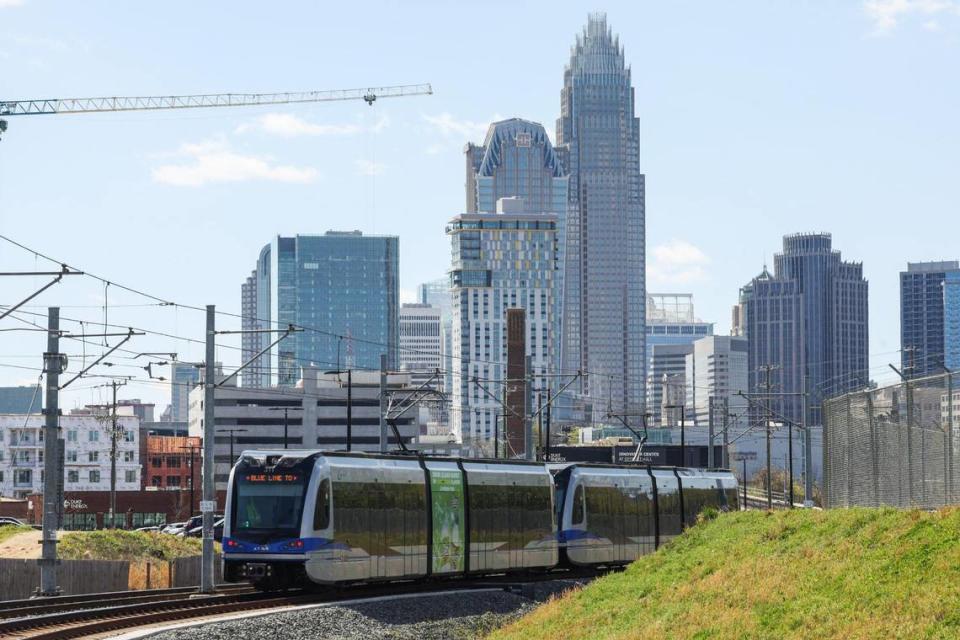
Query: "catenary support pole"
108 380 119 528
708 396 716 468
39 307 62 596
722 399 730 469
346 369 352 452
545 387 552 462
525 356 534 461
803 370 814 507
379 355 388 452
788 420 794 507
200 305 215 594
743 458 748 510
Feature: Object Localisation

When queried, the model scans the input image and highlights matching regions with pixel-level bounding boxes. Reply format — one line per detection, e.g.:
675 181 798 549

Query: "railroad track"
0 569 599 640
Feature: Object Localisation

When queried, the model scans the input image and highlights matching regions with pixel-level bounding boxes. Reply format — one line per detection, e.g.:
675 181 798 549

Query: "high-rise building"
418 278 452 320
465 118 570 379
399 303 443 389
741 233 869 427
946 271 960 371
647 343 694 427
558 13 645 420
447 200 559 449
645 294 713 425
0 386 41 414
240 269 266 388
900 261 960 377
242 232 399 385
170 362 200 423
419 278 454 417
685 335 749 429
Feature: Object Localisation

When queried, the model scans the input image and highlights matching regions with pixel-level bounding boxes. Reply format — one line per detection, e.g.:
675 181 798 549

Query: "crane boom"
0 83 432 117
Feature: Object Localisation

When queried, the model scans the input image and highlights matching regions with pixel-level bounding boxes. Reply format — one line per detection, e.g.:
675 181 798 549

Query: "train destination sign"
243 473 301 483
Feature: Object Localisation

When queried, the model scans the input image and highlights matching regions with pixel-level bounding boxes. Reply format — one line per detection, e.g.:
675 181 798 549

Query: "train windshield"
232 471 307 539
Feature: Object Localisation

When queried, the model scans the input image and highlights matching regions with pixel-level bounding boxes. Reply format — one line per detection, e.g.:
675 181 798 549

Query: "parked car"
0 516 26 527
164 516 202 535
186 518 224 541
135 525 162 533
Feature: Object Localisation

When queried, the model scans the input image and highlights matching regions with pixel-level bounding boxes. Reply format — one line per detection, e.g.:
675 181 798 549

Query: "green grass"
491 508 960 640
0 523 32 544
58 529 204 561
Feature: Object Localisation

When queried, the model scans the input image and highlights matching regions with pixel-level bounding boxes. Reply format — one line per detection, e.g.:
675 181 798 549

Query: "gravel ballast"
145 581 583 640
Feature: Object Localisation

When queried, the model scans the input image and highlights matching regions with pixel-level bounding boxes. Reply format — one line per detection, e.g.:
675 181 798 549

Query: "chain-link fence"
824 371 959 509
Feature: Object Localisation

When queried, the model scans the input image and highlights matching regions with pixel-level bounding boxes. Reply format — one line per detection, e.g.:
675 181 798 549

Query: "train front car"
223 451 318 589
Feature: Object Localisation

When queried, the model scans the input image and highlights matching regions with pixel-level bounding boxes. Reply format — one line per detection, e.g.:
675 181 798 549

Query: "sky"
0 0 958 412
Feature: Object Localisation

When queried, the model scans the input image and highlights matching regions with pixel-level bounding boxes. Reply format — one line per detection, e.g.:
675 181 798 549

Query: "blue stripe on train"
558 529 602 543
223 536 335 554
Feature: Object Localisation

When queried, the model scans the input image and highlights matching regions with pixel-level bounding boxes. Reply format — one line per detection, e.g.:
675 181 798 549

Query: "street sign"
199 500 217 513
732 451 757 461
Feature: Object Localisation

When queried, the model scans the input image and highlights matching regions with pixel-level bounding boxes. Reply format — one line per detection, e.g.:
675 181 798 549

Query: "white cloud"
863 0 960 34
355 159 386 176
235 112 388 137
151 140 317 187
422 112 492 141
647 239 711 286
0 0 24 7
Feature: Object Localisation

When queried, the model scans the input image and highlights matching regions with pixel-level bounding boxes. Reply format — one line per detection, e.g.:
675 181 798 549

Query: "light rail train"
222 450 738 589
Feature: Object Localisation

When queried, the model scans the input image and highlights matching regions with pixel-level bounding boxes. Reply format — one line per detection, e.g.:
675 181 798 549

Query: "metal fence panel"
824 372 958 509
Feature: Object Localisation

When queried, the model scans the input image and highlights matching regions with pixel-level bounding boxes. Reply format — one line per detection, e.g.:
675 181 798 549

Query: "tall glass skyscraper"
945 270 960 372
900 261 960 377
557 13 646 420
742 233 869 427
241 232 399 386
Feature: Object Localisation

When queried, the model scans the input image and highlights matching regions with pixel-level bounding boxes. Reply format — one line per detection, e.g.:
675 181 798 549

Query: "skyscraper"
447 199 559 450
242 232 399 386
169 362 200 423
946 271 960 371
741 233 869 427
900 261 960 377
558 13 645 421
645 294 714 425
398 303 443 389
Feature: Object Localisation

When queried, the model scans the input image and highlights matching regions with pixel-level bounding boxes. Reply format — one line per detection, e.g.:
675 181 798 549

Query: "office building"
242 232 399 386
189 367 420 489
943 270 960 372
741 233 868 427
645 294 713 425
170 362 200 423
0 386 41 414
647 343 694 427
558 13 646 420
0 414 140 499
399 303 444 388
685 335 749 429
900 261 960 377
447 200 559 449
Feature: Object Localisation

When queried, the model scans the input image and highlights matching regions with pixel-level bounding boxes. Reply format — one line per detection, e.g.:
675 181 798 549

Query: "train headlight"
282 539 305 551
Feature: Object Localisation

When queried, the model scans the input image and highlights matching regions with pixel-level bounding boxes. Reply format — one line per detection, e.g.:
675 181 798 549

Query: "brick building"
141 434 201 491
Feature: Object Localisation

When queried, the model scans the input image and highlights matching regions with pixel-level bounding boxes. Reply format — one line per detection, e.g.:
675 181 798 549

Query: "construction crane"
0 83 432 139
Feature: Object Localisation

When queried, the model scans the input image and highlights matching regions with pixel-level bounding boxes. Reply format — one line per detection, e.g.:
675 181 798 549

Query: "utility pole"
107 379 127 528
39 307 63 596
536 390 543 461
379 354 388 453
346 369 352 451
200 305 215 594
889 362 914 505
742 457 748 510
759 364 778 510
803 370 814 507
787 418 794 508
721 398 730 469
545 386 552 462
525 356 534 461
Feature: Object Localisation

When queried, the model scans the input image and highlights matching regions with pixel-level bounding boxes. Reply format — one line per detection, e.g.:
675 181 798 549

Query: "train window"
572 484 584 525
313 479 330 530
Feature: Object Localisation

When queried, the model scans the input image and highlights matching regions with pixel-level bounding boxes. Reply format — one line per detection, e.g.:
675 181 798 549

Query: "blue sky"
0 0 958 411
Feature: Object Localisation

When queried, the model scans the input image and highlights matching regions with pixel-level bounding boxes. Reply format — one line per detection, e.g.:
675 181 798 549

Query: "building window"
123 430 135 443
166 476 181 486
124 470 137 483
67 430 78 443
151 475 162 487
123 451 134 463
151 457 162 468
89 470 101 483
67 470 79 483
66 450 77 462
88 451 99 463
14 469 32 486
88 430 99 443
167 457 181 468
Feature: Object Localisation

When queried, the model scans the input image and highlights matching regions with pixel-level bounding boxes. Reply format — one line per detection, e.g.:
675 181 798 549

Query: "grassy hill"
492 508 960 640
58 529 203 561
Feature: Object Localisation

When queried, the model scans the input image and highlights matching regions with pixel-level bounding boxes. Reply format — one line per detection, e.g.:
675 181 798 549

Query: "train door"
423 460 465 575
